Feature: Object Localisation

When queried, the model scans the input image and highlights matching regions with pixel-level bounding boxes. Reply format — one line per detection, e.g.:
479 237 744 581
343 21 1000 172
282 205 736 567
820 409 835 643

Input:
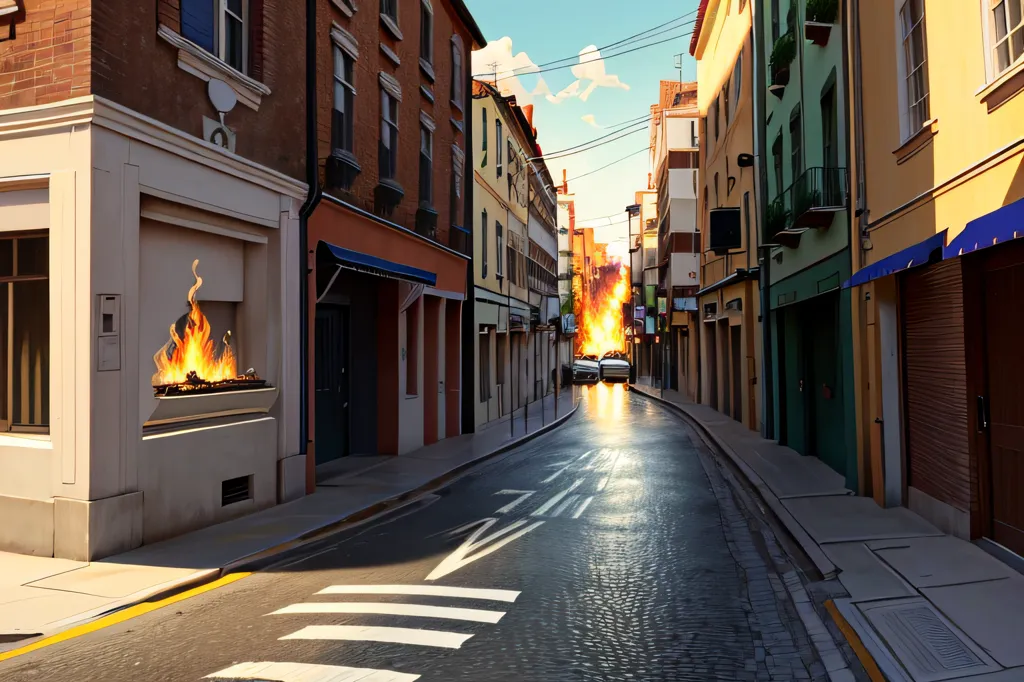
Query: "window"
989 0 1024 76
481 108 488 166
381 0 397 21
479 333 491 402
450 146 465 228
419 122 433 205
496 334 506 385
772 133 784 194
702 187 709 231
714 173 720 207
404 300 419 396
451 36 465 108
0 234 49 433
732 54 742 114
789 111 802 181
899 0 929 132
743 192 751 246
714 97 720 139
332 46 355 154
724 83 730 126
481 209 488 278
181 0 248 72
821 83 838 168
496 222 504 278
496 119 504 177
379 89 399 181
419 0 433 65
691 120 698 147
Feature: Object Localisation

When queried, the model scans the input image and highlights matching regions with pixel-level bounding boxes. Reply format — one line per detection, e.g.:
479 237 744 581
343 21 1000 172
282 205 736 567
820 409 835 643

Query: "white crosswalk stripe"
205 661 420 681
315 584 520 602
281 625 473 649
269 601 505 623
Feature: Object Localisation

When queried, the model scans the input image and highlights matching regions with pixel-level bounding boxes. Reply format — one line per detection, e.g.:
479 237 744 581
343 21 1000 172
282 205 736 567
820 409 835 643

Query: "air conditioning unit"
709 207 741 255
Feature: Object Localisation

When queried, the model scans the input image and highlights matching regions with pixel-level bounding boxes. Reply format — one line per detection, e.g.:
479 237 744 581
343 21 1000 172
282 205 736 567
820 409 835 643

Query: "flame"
152 259 237 387
578 260 631 356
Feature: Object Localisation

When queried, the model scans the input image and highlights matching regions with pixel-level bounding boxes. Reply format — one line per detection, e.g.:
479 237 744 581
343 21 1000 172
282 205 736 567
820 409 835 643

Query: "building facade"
752 0 855 485
526 147 560 398
692 0 762 433
652 82 701 399
556 175 577 371
306 0 485 474
843 0 1024 555
0 0 305 559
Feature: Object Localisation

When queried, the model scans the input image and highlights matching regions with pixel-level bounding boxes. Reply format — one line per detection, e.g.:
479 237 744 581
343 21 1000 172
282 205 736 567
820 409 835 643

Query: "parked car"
599 351 631 383
572 354 600 384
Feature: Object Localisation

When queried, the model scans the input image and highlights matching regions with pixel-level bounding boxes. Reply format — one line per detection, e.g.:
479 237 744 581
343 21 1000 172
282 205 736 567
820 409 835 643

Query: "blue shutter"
181 0 215 53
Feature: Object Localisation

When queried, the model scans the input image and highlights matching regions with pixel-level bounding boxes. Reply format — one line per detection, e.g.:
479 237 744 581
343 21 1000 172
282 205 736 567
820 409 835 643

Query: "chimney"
523 104 534 127
648 172 653 190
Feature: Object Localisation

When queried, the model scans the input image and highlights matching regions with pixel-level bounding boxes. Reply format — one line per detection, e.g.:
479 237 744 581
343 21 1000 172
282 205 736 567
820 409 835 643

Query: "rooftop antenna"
674 53 684 84
487 61 500 86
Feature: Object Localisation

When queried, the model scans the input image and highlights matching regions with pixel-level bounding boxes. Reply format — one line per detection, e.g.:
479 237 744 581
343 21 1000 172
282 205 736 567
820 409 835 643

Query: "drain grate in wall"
861 599 1000 682
221 475 252 507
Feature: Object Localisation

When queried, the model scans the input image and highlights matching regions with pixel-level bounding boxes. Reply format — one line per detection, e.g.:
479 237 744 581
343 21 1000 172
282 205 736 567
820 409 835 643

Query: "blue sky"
465 0 700 248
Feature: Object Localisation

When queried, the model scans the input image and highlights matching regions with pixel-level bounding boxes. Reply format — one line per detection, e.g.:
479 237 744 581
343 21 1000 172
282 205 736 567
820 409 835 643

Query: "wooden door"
314 305 349 464
982 251 1024 555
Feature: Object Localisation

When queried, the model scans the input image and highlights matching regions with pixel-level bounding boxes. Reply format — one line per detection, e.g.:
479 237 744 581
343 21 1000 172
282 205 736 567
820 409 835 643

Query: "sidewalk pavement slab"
0 391 577 646
628 383 1024 682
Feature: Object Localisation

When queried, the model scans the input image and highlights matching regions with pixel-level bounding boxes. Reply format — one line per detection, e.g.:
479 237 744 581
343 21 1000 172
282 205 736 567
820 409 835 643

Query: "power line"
533 120 649 161
564 148 649 184
474 23 696 84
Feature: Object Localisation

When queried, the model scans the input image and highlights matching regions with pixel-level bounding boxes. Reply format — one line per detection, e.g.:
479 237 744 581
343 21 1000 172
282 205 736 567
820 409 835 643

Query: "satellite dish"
208 79 237 115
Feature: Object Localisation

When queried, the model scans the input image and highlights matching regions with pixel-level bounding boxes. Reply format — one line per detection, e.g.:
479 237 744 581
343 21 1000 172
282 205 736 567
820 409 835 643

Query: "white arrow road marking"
576 449 596 461
281 625 473 649
545 461 572 468
541 465 570 483
597 476 610 491
425 517 545 581
572 496 595 519
270 602 506 624
206 661 420 682
316 584 520 602
551 494 579 518
532 479 585 517
493 490 535 514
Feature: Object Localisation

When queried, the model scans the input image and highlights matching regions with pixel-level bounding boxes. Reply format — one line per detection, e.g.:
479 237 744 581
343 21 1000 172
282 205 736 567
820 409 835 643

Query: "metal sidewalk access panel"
317 241 438 287
859 598 1000 681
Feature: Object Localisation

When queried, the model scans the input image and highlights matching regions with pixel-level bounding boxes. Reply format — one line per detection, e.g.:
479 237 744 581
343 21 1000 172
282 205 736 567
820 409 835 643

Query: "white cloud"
532 76 552 98
471 37 540 105
581 114 601 129
547 80 581 104
572 46 630 102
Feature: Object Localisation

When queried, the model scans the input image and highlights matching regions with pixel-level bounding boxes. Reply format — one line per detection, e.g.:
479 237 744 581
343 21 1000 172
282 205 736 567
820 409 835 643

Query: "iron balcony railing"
528 257 558 294
765 166 848 242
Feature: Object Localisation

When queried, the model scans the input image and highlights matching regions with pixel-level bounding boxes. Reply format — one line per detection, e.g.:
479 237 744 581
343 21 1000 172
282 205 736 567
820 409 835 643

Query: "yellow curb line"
0 572 251 664
824 599 886 682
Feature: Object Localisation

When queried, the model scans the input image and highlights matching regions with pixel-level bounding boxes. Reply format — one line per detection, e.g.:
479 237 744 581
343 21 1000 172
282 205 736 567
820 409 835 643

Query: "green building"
753 0 857 489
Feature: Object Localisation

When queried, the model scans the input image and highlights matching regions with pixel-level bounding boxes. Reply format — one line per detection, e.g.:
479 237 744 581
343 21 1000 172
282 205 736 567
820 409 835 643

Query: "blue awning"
944 196 1024 258
317 241 437 287
843 229 946 289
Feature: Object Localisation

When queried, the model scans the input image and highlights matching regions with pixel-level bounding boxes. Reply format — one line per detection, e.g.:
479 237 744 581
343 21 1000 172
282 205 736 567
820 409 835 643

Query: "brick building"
306 0 485 475
0 0 306 559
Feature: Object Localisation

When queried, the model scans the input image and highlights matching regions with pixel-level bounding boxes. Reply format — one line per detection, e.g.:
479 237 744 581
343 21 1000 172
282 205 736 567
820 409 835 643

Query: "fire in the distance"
576 258 631 357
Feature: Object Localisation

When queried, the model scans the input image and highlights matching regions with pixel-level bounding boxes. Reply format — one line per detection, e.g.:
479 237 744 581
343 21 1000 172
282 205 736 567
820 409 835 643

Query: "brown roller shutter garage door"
901 259 972 514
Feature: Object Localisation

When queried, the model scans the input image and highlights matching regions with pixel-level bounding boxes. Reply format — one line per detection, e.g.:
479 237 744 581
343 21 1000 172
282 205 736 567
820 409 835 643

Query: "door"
315 305 349 464
731 325 742 423
982 251 1024 555
805 293 845 476
705 322 718 409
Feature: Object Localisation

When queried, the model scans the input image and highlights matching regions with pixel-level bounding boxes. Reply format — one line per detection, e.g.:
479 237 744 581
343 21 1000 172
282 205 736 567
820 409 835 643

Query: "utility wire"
531 120 649 161
563 148 649 184
539 125 648 161
473 24 696 84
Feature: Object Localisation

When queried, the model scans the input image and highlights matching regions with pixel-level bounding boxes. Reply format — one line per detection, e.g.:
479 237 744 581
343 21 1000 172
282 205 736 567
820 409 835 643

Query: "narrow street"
0 386 837 682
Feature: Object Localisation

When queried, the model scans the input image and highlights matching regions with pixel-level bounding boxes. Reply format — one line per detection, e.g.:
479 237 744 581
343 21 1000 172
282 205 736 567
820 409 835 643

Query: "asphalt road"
0 384 842 681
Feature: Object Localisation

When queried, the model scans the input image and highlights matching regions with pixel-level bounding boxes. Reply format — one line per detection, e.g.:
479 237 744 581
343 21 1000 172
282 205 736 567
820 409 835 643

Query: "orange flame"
578 261 631 356
152 259 237 387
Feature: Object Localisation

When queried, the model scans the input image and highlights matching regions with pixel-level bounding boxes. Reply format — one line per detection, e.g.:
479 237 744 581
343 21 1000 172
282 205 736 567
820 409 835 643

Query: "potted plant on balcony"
769 33 795 99
765 196 791 241
793 184 830 228
805 0 838 46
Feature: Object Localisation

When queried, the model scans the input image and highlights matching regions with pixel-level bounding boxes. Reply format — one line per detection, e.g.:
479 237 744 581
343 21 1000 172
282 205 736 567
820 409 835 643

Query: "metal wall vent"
221 475 252 507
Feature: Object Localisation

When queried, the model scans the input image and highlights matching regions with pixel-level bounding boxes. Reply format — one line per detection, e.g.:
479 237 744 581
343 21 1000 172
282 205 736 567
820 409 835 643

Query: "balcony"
765 167 847 248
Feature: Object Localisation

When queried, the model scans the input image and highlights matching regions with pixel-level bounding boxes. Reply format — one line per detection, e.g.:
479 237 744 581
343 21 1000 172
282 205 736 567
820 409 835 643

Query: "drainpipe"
461 48 477 434
851 0 868 247
298 0 322 480
751 0 775 439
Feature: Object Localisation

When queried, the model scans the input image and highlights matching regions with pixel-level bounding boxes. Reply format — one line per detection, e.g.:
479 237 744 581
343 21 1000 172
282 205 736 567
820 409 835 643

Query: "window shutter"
181 0 215 53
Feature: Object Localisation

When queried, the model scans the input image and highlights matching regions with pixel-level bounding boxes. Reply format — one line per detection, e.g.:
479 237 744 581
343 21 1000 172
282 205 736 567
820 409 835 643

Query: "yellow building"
691 0 762 432
845 0 1024 555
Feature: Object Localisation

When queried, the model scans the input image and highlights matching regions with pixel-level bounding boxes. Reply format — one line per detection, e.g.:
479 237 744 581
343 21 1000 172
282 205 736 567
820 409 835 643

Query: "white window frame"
894 0 930 142
982 0 1024 82
496 119 503 177
218 0 249 74
419 111 435 205
380 0 402 40
331 25 359 156
379 73 402 181
419 0 434 67
496 222 505 278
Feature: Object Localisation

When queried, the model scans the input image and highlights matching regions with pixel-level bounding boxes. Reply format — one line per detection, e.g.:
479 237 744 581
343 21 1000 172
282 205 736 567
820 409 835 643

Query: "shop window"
0 234 49 433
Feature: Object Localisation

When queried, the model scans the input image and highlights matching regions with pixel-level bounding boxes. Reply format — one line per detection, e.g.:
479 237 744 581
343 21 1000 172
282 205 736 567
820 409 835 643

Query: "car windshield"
601 351 625 360
577 355 598 362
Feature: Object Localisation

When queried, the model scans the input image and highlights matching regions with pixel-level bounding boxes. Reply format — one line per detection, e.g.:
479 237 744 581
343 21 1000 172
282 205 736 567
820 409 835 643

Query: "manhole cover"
861 599 1000 682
